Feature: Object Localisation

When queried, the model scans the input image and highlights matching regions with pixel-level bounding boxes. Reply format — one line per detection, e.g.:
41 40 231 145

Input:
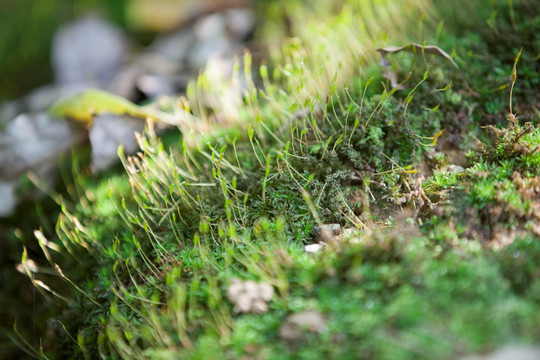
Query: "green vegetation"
0 0 126 100
5 0 540 359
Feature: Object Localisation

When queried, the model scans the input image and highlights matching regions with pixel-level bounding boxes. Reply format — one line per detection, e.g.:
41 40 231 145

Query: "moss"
5 0 540 359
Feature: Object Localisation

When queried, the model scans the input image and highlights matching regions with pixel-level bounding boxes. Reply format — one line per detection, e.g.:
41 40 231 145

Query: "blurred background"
0 0 126 101
0 0 260 358
3 0 536 358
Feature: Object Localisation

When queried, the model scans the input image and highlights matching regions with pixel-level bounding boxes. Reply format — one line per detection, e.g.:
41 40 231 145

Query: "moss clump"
7 0 540 359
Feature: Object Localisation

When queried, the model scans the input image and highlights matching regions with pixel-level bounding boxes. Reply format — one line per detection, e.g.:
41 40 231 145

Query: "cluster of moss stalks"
5 0 540 359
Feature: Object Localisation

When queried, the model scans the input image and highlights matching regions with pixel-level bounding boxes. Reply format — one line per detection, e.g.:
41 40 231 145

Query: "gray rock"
188 13 235 69
304 243 325 253
194 13 226 40
445 164 465 173
314 223 342 243
226 278 274 314
89 114 145 172
107 65 143 101
0 113 75 179
137 53 186 75
278 310 326 341
0 113 78 217
148 27 195 64
459 345 540 360
224 8 257 40
136 73 191 98
1 83 93 125
0 101 19 126
188 35 232 70
0 181 18 217
25 83 94 113
52 15 127 84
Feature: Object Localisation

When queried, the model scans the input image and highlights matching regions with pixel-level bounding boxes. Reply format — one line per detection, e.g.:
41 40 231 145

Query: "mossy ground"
4 0 540 359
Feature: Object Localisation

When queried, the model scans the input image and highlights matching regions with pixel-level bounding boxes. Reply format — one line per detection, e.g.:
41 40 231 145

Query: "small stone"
225 8 257 40
0 111 78 216
226 278 274 314
52 15 127 85
304 243 325 253
149 27 195 63
188 36 231 70
243 280 258 295
25 83 93 113
89 114 145 172
235 295 252 313
459 345 540 360
108 65 143 101
251 299 268 314
445 164 465 173
0 181 17 217
0 113 75 178
313 224 342 243
278 310 326 341
136 74 178 98
194 13 226 40
226 278 243 301
257 283 274 301
1 101 21 124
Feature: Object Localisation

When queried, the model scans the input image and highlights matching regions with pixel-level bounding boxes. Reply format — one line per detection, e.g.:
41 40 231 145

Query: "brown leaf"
376 43 478 96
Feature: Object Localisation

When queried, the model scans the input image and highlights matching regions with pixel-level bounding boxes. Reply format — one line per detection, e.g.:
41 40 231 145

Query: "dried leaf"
376 43 478 96
49 89 190 126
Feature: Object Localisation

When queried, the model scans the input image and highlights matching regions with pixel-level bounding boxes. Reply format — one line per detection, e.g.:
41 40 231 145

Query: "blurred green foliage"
0 0 126 100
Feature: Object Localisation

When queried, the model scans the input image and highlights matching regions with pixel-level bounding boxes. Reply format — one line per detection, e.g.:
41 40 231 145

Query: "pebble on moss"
226 278 274 314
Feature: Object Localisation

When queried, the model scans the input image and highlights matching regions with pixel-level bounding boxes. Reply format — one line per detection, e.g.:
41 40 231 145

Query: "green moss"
6 0 540 359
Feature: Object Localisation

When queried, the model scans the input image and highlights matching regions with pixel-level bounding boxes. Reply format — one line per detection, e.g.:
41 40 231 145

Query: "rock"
313 224 342 243
189 13 235 70
52 15 127 85
304 243 325 253
459 345 540 360
194 13 226 40
136 74 177 98
444 164 465 173
149 27 196 64
0 101 20 125
1 83 92 123
0 113 78 217
278 310 326 342
108 65 144 101
0 113 75 179
0 181 17 217
224 8 257 40
137 53 186 76
136 73 191 98
226 278 274 314
188 35 232 70
89 114 145 173
25 83 94 113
